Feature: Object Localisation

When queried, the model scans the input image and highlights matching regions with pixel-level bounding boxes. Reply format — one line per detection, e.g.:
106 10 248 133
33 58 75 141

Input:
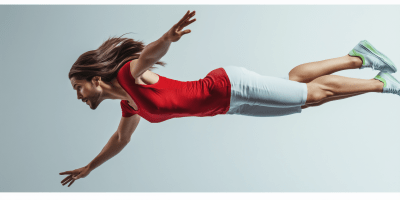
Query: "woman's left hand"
165 10 196 42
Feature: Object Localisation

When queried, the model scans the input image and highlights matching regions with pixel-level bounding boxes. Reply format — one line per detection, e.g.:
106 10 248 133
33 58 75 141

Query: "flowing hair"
68 32 166 85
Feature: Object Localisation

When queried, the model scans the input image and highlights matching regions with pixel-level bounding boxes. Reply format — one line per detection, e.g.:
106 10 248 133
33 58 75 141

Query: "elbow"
122 138 131 144
118 136 131 144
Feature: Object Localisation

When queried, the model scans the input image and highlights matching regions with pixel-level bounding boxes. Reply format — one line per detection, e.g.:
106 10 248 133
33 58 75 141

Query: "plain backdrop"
0 5 399 192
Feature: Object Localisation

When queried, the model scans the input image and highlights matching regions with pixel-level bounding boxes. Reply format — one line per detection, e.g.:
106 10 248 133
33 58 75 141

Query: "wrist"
86 163 95 172
161 32 172 43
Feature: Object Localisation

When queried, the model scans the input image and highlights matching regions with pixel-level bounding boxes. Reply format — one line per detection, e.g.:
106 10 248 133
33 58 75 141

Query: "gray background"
0 5 399 192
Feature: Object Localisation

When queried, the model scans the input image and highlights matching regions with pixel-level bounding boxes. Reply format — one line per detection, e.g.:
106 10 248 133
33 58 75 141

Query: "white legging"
222 66 308 117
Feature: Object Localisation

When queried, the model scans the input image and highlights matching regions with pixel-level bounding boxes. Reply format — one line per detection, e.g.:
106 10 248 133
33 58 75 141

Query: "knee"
288 71 302 82
305 83 330 103
288 71 308 83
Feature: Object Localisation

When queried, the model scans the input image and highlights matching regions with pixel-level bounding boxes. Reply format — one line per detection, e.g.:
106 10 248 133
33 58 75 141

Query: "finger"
68 179 75 187
61 175 72 183
61 175 69 183
181 11 196 26
62 179 71 186
176 10 190 27
62 176 73 185
59 171 73 175
179 18 196 31
178 18 196 31
177 10 195 27
180 29 191 35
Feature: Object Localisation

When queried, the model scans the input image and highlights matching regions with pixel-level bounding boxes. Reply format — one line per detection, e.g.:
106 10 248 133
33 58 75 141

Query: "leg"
289 55 363 83
288 55 368 109
223 66 309 109
305 75 384 105
300 92 367 109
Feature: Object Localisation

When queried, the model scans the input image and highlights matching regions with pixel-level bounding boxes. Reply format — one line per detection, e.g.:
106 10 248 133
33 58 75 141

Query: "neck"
101 78 130 101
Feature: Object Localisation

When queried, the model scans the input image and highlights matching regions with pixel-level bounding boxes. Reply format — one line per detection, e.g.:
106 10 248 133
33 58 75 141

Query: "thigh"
228 103 303 117
223 66 308 108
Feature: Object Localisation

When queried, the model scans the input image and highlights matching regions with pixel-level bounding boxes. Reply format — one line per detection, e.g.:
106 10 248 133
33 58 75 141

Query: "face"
70 77 102 110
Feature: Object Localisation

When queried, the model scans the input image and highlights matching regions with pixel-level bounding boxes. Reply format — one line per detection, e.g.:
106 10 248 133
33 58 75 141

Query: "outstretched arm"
88 114 141 171
60 114 140 187
132 10 196 79
86 132 130 171
59 132 129 187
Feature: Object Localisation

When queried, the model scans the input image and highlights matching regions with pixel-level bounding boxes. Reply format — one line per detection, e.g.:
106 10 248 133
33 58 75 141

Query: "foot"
348 40 397 73
374 72 400 94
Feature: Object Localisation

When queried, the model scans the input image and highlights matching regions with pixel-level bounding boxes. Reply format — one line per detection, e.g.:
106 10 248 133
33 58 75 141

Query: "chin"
89 95 102 110
89 101 100 110
89 103 97 110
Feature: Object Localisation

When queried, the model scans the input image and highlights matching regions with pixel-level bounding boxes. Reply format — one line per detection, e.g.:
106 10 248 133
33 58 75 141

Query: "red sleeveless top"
116 60 231 123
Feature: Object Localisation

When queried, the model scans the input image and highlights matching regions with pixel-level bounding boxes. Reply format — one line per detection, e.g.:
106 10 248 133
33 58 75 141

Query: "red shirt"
117 60 231 123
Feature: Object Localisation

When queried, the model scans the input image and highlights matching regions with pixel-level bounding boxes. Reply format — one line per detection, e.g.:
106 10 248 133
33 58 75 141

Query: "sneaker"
348 40 397 73
374 71 400 95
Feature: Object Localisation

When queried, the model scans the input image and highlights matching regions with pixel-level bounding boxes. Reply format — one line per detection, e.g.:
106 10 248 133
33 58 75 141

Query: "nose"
77 91 83 100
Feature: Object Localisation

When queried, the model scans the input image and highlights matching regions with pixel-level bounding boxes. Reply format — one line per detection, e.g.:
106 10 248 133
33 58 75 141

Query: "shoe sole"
359 40 397 73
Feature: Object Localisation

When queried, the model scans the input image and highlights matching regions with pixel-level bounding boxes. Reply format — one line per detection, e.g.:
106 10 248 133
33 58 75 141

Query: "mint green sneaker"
349 40 397 73
374 72 400 95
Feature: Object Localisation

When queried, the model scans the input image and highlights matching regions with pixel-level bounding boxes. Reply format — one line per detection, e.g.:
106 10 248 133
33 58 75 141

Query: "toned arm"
131 33 171 79
116 114 141 142
87 114 141 171
131 10 196 79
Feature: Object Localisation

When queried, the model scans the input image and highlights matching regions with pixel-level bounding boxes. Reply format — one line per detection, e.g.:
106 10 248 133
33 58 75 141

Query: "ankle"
372 78 384 92
347 54 363 68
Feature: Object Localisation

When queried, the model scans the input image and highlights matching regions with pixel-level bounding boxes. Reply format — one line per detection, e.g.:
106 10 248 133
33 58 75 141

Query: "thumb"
73 174 80 180
182 29 191 35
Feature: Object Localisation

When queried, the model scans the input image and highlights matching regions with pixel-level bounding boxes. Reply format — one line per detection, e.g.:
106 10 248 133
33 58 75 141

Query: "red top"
116 60 231 123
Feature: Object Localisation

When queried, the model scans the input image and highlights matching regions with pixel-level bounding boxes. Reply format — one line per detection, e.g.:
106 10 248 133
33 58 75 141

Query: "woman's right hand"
59 165 92 187
165 10 196 42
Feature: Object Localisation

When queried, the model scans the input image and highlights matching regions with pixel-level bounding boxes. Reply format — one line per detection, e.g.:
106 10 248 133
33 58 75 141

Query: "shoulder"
120 100 138 117
129 59 142 79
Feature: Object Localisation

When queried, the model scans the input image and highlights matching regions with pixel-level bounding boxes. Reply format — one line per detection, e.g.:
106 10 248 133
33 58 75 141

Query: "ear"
91 76 102 87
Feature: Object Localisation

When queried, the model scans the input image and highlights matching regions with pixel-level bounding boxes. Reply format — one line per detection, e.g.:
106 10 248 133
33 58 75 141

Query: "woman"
60 10 400 187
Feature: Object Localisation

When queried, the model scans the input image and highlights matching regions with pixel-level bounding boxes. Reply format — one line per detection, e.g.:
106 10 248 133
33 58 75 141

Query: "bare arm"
132 34 172 79
87 114 141 171
132 10 196 79
141 33 172 62
86 132 129 171
60 133 129 186
59 115 140 187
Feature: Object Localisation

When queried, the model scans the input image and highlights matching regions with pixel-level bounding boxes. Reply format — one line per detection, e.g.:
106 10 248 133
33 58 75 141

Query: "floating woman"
60 10 400 187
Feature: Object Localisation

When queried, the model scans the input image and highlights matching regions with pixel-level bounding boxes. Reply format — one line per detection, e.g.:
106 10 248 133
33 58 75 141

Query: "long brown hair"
68 32 166 85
